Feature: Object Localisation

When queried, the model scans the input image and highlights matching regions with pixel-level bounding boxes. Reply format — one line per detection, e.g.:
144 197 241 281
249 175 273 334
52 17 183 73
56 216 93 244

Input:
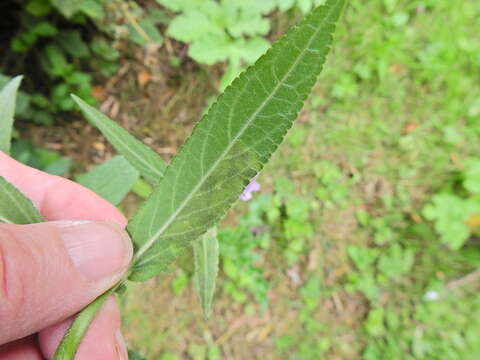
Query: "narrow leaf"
128 0 345 281
76 155 140 206
0 176 43 224
0 76 23 155
53 287 114 360
71 95 167 185
193 227 219 318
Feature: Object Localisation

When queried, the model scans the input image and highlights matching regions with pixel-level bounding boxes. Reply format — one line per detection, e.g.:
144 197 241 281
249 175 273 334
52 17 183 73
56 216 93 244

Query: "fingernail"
115 329 128 360
56 221 133 281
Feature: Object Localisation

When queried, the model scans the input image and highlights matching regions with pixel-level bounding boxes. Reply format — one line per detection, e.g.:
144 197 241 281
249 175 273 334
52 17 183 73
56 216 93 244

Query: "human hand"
0 152 133 359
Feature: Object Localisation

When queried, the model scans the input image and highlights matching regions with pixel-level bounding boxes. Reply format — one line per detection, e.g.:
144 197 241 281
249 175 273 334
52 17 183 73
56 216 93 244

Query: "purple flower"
240 178 261 201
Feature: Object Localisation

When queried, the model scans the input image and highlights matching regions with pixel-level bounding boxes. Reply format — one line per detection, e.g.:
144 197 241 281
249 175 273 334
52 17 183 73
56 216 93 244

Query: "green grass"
120 0 480 358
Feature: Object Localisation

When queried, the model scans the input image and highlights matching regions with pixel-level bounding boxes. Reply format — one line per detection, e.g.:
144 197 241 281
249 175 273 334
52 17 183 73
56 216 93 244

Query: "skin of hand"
0 152 133 359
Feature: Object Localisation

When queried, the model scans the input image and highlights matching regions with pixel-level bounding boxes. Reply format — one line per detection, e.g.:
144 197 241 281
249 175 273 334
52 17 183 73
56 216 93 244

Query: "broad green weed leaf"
0 176 43 224
76 155 140 206
72 95 166 185
0 76 22 154
193 227 219 318
128 0 345 281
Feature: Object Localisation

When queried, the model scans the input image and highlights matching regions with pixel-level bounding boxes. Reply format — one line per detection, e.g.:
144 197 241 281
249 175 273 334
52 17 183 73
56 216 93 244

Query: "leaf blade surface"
72 95 166 184
0 176 43 224
0 76 23 155
129 0 345 280
193 227 219 318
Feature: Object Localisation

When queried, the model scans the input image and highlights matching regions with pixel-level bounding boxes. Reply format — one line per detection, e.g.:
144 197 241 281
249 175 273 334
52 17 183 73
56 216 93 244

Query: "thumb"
0 221 132 344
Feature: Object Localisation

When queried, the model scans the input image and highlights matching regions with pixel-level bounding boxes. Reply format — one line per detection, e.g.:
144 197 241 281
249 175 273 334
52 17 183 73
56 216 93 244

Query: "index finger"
0 152 127 225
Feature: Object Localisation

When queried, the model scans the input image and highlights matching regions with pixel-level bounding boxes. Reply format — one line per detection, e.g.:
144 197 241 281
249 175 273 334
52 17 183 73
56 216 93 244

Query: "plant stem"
52 285 119 359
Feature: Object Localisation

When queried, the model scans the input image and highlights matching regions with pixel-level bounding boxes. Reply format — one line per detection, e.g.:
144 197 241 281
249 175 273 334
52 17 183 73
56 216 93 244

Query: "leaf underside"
72 95 167 185
193 227 219 318
0 176 44 224
0 76 23 155
128 0 345 281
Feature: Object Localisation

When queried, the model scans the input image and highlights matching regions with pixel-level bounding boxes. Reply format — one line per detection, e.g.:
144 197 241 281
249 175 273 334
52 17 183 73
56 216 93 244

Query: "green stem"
52 285 118 359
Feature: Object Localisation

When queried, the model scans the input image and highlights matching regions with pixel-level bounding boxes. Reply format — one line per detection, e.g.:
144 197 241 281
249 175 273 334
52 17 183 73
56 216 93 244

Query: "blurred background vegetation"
2 0 480 359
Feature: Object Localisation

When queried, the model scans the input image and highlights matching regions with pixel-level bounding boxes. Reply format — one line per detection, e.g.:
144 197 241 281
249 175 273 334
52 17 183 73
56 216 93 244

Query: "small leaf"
193 227 219 318
56 30 90 58
0 176 43 224
76 156 140 206
0 76 23 155
127 19 163 46
49 0 80 18
72 95 167 185
78 0 105 19
128 0 345 281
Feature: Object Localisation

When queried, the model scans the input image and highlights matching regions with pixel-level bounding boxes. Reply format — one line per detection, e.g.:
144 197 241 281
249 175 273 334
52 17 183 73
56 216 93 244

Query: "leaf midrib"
133 3 336 265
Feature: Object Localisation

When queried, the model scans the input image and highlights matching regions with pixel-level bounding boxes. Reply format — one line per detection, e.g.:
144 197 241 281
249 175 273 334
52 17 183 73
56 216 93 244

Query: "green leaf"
193 227 219 318
226 12 269 38
91 37 119 61
128 0 345 281
167 11 223 43
377 244 415 278
32 22 58 37
219 57 241 91
0 176 44 224
43 157 72 176
128 19 164 46
157 0 209 12
72 96 167 185
277 0 296 11
56 30 90 58
76 156 140 206
423 193 480 249
231 37 270 63
0 76 23 155
78 0 105 19
50 0 80 18
189 34 232 65
464 159 480 194
40 44 71 78
25 0 52 17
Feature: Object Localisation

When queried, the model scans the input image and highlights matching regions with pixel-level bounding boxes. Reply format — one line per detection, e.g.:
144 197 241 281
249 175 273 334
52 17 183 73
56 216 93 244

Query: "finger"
0 335 43 360
39 296 127 360
0 152 126 225
0 221 132 344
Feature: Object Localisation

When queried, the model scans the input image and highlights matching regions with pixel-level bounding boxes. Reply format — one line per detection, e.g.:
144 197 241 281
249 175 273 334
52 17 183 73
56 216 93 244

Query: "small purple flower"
239 178 261 201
